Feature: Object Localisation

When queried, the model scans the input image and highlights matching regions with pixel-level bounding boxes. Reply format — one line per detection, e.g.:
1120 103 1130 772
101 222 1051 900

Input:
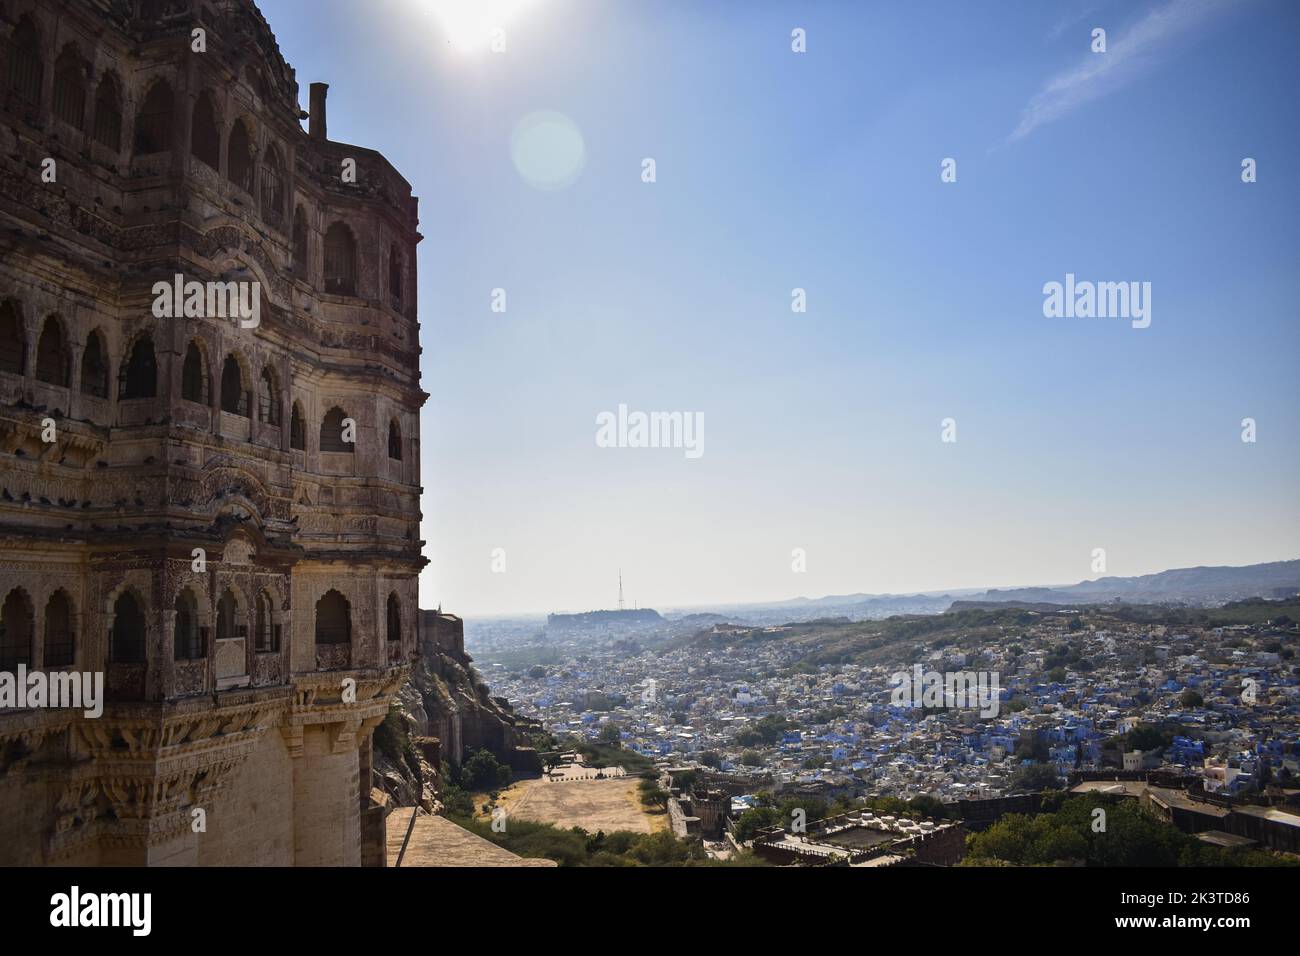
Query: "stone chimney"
309 82 329 140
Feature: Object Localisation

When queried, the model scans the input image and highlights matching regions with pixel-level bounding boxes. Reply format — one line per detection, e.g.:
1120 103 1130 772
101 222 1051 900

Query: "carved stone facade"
0 0 425 865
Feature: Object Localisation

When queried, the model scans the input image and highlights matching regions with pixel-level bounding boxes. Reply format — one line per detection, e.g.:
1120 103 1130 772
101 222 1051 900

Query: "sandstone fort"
0 0 426 865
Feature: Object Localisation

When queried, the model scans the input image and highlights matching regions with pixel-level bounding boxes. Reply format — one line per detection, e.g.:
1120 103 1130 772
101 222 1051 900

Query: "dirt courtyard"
481 774 668 834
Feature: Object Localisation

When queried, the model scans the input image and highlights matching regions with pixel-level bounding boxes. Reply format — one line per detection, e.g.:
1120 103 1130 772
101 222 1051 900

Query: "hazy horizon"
257 0 1300 617
451 554 1300 620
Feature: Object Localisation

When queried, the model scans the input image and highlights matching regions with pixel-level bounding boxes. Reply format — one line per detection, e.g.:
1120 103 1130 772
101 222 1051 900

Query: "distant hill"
546 608 664 630
665 612 730 625
657 559 1300 627
971 560 1300 607
671 596 1300 670
843 593 956 617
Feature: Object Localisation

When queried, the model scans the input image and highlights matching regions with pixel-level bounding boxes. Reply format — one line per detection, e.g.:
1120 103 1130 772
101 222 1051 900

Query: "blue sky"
257 0 1300 615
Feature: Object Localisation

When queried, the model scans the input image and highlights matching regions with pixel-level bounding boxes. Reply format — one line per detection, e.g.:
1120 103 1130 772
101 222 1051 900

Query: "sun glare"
424 0 541 56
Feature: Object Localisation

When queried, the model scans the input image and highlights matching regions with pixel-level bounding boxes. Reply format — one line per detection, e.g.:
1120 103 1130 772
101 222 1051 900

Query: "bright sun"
424 0 541 56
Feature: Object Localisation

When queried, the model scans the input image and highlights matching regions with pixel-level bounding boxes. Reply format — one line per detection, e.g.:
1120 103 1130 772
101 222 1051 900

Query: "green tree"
1125 724 1171 752
670 769 698 792
1015 730 1050 763
1010 762 1060 792
598 723 623 747
461 749 510 791
961 796 1298 868
639 786 669 809
733 806 782 842
441 785 475 817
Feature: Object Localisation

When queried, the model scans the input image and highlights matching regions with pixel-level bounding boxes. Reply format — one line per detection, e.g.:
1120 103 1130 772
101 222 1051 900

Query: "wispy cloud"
1046 2 1104 41
1009 0 1236 144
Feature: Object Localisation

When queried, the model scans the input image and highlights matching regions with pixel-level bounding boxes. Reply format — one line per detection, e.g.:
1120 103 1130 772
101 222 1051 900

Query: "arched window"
323 222 356 295
35 317 68 386
110 591 145 663
315 590 351 645
174 589 201 660
258 367 280 425
220 354 249 416
388 244 403 309
7 17 42 107
43 590 74 668
80 329 108 398
181 341 207 403
119 334 156 399
216 588 242 643
52 46 88 130
292 210 308 274
134 79 173 154
261 144 284 227
387 418 402 460
92 74 122 151
190 91 220 170
0 589 33 671
0 300 24 374
227 118 253 193
386 592 401 643
290 402 306 450
255 592 278 652
319 406 353 453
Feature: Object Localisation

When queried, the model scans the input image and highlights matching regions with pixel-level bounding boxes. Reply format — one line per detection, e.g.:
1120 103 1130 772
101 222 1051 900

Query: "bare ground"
478 772 668 834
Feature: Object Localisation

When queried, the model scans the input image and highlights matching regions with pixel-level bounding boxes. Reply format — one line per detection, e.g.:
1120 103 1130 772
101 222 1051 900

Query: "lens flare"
510 111 586 190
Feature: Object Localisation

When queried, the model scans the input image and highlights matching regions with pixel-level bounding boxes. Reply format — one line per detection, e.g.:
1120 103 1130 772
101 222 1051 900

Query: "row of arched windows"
0 303 118 398
1 584 408 673
7 19 410 307
1 303 406 457
9 23 121 152
0 588 74 670
182 343 273 423
171 587 282 661
9 21 122 153
1 305 160 401
297 224 403 305
6 19 288 218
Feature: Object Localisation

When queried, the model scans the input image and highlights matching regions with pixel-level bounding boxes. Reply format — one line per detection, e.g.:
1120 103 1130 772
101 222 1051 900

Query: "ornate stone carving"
0 0 425 867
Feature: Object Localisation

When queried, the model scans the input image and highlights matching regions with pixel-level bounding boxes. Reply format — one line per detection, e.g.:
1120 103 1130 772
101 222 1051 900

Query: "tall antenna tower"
618 569 624 611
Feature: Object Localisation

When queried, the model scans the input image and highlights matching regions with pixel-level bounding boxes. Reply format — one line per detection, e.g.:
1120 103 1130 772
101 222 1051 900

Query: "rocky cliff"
371 610 545 810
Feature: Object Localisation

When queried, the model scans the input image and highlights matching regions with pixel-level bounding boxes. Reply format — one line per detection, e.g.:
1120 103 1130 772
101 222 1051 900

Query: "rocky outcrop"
371 611 546 809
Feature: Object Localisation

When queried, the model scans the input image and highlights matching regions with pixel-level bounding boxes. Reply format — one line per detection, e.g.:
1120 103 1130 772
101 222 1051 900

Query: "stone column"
280 353 291 452
209 330 222 436
245 592 256 681
102 600 117 669
31 597 43 672
291 723 361 865
70 605 83 670
144 605 165 701
158 313 175 413
67 341 83 420
160 608 176 699
176 62 193 177
22 319 37 402
167 318 185 415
